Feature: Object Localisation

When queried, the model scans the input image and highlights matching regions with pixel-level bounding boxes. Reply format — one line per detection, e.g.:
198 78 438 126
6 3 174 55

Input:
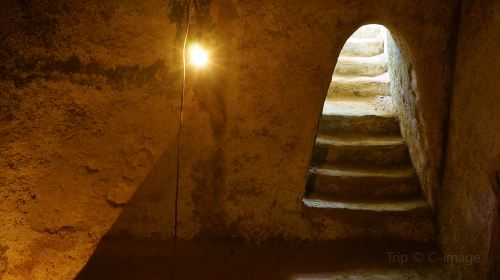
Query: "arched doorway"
303 25 428 213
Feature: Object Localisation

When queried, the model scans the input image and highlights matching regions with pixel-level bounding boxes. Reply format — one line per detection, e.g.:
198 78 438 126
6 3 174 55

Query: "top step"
340 38 384 57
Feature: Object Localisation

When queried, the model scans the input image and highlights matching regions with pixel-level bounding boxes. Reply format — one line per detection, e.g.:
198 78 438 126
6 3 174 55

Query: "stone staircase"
304 25 434 242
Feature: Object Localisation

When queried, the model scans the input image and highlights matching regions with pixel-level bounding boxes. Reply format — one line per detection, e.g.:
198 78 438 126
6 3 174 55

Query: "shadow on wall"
107 150 177 239
107 145 177 240
75 143 178 277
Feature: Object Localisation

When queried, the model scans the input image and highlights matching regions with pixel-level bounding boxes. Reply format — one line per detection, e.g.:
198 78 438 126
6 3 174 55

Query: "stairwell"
304 25 435 242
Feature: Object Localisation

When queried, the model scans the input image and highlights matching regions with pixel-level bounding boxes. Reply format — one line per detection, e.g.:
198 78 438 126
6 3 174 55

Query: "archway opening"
303 25 428 216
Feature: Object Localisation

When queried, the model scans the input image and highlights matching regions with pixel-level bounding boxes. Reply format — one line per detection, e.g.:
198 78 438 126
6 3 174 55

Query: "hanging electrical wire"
171 0 195 278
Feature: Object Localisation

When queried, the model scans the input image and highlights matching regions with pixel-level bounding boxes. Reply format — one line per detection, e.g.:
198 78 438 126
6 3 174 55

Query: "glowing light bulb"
189 44 209 67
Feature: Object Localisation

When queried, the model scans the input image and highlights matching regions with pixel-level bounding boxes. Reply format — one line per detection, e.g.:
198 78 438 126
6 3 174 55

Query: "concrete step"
312 135 410 166
307 164 419 198
340 37 384 57
351 24 382 39
303 192 427 211
302 193 434 242
328 73 391 98
334 54 388 77
318 108 400 136
322 97 395 116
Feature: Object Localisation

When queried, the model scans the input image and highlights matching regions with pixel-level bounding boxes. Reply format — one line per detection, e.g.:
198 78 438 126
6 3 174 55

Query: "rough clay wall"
438 0 500 279
386 12 463 208
387 33 429 200
0 0 458 279
0 1 181 279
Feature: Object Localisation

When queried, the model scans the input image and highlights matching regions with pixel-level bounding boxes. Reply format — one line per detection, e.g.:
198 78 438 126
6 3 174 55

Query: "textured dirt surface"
0 1 181 279
437 1 500 279
0 0 470 279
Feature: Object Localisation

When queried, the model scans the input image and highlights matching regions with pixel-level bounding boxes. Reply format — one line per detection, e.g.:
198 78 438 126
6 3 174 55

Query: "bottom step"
303 193 428 212
302 193 435 242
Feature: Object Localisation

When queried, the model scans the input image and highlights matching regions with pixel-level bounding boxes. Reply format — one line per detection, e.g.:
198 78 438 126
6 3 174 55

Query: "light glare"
189 44 209 67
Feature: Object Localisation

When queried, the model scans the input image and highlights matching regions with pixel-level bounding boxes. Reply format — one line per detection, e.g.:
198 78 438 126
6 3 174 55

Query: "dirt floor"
77 238 447 279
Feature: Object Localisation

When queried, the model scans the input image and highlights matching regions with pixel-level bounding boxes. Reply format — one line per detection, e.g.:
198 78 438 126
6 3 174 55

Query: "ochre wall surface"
386 32 435 204
438 1 500 279
0 1 181 279
0 0 459 279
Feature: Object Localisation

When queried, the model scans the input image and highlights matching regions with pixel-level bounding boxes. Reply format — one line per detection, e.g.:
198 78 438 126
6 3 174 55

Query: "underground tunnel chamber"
303 24 433 233
76 24 439 280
